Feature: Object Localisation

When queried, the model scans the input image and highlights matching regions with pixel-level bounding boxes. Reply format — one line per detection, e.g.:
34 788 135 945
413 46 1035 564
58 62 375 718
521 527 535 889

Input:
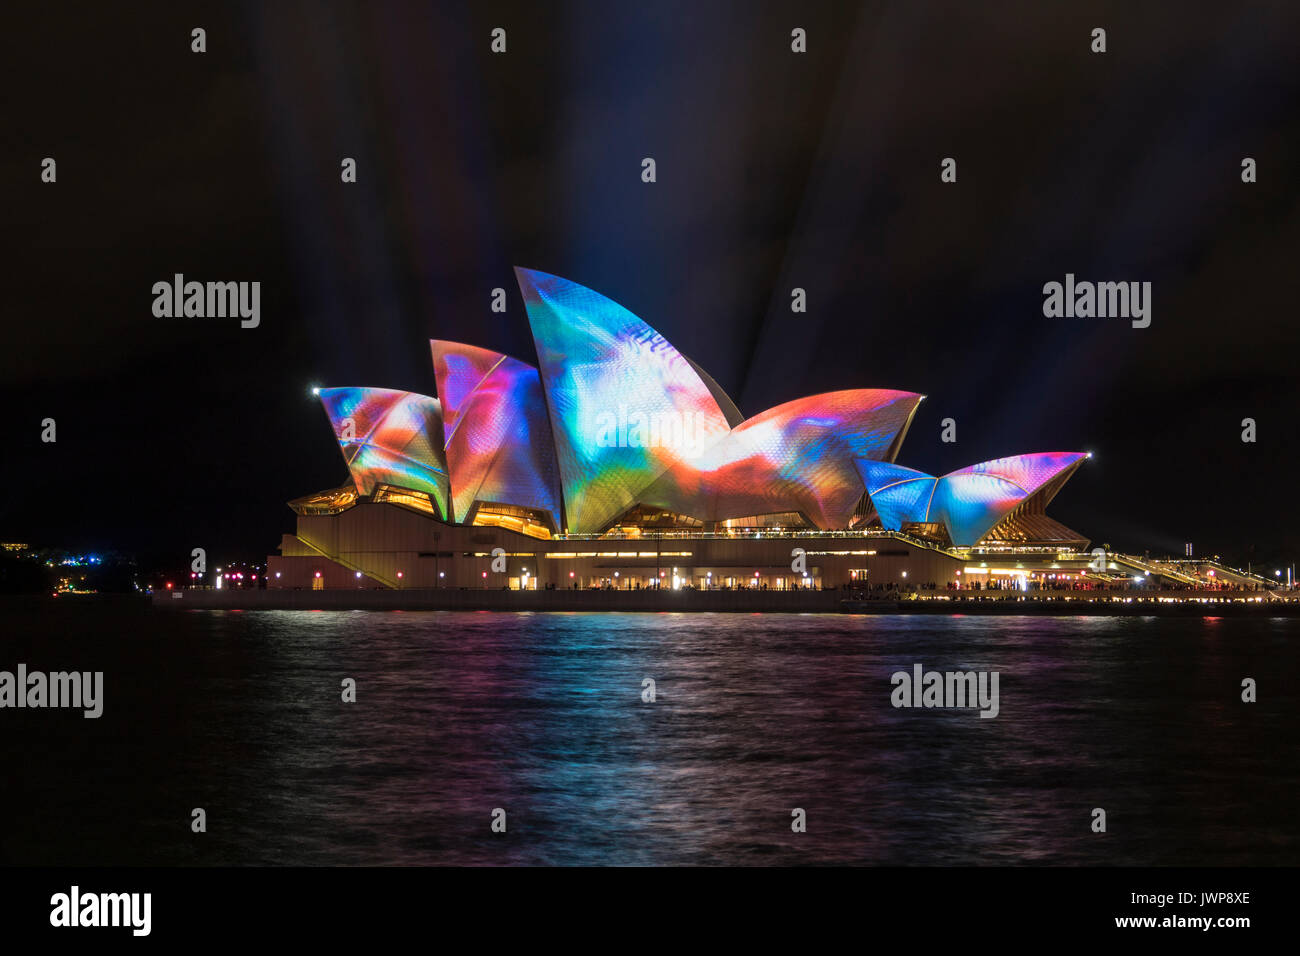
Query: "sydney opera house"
267 268 1092 591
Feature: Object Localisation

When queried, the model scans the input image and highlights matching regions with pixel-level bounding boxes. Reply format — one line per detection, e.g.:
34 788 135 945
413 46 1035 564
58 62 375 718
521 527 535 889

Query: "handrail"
291 534 399 589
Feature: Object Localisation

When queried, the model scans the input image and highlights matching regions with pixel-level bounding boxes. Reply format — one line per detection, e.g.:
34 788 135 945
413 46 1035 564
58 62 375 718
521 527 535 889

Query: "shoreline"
137 588 1300 616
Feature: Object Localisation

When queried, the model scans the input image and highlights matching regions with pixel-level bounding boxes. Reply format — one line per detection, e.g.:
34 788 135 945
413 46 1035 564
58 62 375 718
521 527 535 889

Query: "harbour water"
2 599 1295 865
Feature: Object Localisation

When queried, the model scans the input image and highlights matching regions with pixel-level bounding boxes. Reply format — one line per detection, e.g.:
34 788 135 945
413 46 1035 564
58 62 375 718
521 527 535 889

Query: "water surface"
2 603 1295 865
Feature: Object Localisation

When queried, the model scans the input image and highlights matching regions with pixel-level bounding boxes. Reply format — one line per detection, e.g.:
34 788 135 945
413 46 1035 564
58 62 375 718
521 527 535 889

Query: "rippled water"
2 601 1296 865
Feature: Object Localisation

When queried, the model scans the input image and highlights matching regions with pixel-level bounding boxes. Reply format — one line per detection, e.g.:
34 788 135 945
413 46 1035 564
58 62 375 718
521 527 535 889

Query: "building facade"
270 269 1092 591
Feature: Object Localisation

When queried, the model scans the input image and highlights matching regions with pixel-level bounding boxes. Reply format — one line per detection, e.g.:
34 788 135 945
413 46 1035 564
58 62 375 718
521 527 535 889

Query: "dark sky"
4 1 1298 568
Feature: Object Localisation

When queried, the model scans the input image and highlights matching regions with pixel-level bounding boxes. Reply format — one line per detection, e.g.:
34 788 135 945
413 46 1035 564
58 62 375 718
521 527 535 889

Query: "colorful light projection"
859 453 1089 546
305 271 1086 540
317 387 451 518
639 389 924 529
430 340 563 528
515 267 734 533
855 462 936 532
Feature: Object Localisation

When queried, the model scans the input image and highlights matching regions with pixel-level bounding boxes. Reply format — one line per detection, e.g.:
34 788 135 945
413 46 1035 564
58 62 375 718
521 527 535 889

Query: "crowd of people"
842 577 1280 596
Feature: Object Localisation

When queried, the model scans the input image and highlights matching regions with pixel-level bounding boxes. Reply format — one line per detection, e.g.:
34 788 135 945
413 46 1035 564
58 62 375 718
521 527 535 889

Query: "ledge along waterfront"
153 586 1300 615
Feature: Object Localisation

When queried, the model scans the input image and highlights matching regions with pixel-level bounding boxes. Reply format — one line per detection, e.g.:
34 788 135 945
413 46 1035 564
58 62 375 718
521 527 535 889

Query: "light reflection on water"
3 606 1296 865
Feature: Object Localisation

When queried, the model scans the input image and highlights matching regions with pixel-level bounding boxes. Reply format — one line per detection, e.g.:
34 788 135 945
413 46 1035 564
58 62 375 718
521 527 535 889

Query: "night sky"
4 1 1298 568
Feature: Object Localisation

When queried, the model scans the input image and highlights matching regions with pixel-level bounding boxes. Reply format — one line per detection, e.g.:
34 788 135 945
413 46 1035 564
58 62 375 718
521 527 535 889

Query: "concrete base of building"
158 586 845 612
154 588 1298 615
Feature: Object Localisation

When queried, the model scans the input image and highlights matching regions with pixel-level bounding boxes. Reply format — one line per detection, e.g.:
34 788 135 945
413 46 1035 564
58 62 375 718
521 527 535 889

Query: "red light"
314 571 321 578
165 582 173 589
396 571 403 578
482 571 487 578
